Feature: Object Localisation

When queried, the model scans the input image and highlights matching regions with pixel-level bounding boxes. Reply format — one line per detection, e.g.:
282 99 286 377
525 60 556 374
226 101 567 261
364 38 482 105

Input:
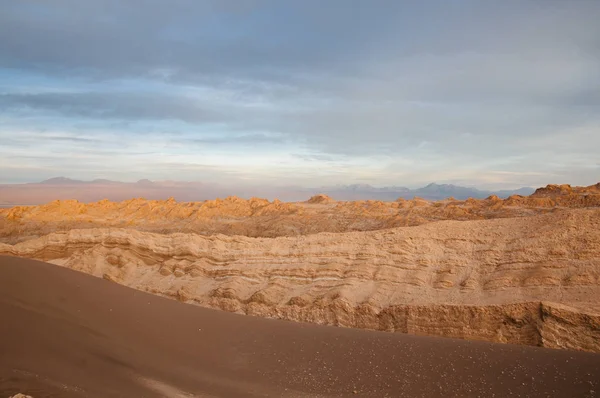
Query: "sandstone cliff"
2 207 599 352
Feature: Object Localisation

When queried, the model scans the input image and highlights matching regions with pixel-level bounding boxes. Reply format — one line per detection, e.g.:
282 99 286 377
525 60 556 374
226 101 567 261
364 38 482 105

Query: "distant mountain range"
314 183 534 201
36 177 152 186
0 177 535 205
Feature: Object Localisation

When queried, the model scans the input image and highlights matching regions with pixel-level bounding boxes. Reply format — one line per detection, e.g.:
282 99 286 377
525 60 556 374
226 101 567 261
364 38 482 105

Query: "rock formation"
2 201 600 352
2 183 599 245
306 194 335 204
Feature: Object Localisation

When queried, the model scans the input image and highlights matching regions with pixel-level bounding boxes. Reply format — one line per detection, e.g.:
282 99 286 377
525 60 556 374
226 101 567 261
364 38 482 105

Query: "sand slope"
2 208 599 352
2 256 600 397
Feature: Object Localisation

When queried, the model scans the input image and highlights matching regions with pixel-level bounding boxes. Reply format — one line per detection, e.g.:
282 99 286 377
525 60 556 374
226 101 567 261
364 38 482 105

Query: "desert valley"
2 182 600 351
2 182 600 397
3 1 600 396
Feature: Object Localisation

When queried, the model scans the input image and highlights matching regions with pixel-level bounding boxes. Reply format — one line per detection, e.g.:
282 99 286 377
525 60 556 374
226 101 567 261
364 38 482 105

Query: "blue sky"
1 0 599 188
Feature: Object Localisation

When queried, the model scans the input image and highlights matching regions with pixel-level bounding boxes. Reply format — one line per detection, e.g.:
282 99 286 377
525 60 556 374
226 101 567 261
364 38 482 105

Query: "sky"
0 0 599 189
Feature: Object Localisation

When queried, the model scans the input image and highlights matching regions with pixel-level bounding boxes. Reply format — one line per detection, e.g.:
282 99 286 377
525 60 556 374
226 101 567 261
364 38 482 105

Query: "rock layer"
2 183 599 244
2 207 600 352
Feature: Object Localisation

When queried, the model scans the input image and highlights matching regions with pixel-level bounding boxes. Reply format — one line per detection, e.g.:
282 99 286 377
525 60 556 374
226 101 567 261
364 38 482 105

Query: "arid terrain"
0 177 535 206
1 183 600 353
1 183 598 244
4 257 600 397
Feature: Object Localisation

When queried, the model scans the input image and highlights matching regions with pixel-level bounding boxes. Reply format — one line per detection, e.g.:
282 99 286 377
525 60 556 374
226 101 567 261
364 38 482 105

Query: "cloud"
187 133 287 146
0 92 221 124
0 0 599 187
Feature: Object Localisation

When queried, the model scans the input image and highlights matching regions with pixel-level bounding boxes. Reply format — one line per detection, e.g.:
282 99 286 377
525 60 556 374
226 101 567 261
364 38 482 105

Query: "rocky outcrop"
532 183 600 197
2 208 599 352
307 194 335 204
1 182 599 244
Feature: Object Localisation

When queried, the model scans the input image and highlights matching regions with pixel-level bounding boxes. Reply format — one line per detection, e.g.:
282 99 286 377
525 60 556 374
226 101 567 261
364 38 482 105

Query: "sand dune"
2 256 600 397
2 207 599 352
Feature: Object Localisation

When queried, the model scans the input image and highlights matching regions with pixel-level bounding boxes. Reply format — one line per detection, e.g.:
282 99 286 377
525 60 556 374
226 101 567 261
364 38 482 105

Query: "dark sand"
1 256 599 397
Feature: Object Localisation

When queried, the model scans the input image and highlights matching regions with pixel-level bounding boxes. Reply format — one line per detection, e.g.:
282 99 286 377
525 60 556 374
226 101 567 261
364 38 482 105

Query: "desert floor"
2 256 599 397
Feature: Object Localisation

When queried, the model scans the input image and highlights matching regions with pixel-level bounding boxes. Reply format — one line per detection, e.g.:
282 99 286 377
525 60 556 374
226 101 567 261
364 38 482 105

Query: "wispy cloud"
0 0 598 187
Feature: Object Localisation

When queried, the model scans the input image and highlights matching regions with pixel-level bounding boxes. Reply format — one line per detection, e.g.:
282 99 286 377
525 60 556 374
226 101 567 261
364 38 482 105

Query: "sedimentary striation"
2 183 600 352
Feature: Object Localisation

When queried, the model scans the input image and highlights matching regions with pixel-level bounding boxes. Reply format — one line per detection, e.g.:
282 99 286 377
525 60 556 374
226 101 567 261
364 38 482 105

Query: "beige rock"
2 207 600 352
2 183 599 244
